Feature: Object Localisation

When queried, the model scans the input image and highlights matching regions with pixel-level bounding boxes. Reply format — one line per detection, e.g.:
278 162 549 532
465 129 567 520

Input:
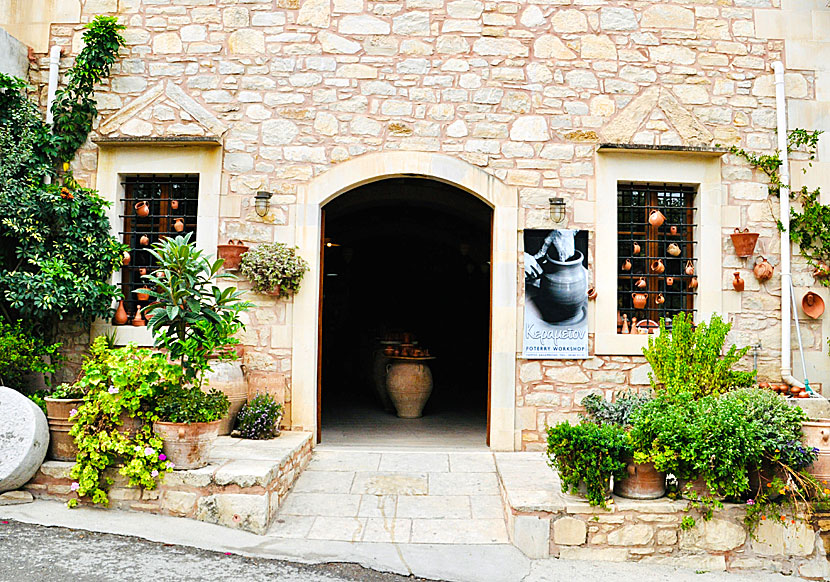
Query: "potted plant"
233 393 283 440
67 338 180 507
580 392 665 500
0 318 62 393
139 233 251 435
546 421 629 509
238 242 309 298
153 385 230 469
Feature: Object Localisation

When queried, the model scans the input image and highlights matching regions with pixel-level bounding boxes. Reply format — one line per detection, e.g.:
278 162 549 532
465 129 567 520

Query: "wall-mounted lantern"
254 191 273 217
549 197 566 224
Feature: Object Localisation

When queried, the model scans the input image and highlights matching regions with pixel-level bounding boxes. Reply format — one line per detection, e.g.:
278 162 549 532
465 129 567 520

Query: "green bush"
580 391 651 427
234 393 283 440
155 386 230 424
68 337 181 507
0 318 61 391
239 242 309 297
546 421 630 509
642 312 756 398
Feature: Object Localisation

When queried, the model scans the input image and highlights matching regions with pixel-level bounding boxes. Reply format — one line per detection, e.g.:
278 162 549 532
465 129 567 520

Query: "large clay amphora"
538 250 587 323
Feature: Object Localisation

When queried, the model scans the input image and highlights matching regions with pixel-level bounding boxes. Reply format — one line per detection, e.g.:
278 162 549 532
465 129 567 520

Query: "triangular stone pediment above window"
97 82 228 140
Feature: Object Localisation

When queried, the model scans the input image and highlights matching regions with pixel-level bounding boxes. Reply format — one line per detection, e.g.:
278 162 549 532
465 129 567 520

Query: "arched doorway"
291 151 519 450
320 178 492 446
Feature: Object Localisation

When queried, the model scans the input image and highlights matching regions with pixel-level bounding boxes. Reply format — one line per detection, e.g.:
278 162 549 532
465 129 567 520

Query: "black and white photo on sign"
522 229 589 359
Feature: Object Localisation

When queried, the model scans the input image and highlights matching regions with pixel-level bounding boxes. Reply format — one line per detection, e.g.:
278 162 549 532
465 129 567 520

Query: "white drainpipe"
773 61 804 389
44 45 62 184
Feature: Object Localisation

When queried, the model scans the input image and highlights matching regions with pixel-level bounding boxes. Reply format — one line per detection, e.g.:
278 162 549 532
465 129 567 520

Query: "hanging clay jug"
650 259 665 274
620 314 630 334
171 200 179 210
633 242 641 255
656 293 665 305
802 292 825 319
587 286 597 300
622 259 632 271
632 293 648 309
140 234 150 246
114 300 128 325
135 201 150 217
132 311 145 327
670 225 678 236
649 210 666 228
635 277 647 289
667 243 681 257
753 256 774 282
666 276 674 286
173 218 185 232
138 267 147 276
685 260 695 276
688 276 698 290
122 251 131 266
732 272 744 292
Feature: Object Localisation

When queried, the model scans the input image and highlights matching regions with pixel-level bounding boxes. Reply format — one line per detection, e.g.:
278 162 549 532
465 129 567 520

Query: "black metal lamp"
254 191 272 217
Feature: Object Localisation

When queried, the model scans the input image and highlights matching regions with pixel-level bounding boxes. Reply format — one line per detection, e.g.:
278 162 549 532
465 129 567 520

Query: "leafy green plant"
580 391 651 427
546 421 629 509
642 312 755 398
0 17 127 341
239 242 309 298
140 233 250 389
67 337 181 507
155 385 230 424
0 318 62 391
234 393 283 440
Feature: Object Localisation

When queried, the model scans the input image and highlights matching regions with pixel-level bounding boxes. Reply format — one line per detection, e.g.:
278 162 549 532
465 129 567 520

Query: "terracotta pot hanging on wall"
753 256 774 282
730 228 759 258
802 292 825 319
648 210 666 227
732 272 744 291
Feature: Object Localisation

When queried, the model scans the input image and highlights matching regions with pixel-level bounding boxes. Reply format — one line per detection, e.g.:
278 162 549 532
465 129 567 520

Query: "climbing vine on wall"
728 129 830 287
0 16 127 340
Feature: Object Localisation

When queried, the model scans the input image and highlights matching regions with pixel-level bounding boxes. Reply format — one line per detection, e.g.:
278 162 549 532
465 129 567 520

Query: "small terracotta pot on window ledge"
265 286 282 297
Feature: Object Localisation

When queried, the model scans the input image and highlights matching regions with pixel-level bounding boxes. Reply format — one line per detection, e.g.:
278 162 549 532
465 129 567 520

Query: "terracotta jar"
140 234 150 246
632 242 641 255
632 293 648 309
386 360 433 418
122 251 131 266
135 201 150 217
730 228 759 258
667 243 681 257
173 218 185 232
171 200 179 210
688 276 699 290
621 259 632 271
648 210 666 227
614 459 666 500
685 260 695 276
153 420 221 470
754 256 774 282
635 277 647 289
650 259 665 274
655 293 665 305
114 300 129 325
732 272 745 291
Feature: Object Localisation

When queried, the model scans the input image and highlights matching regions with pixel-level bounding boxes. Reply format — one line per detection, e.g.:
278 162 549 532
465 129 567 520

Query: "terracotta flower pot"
216 240 250 271
614 459 666 500
153 420 221 470
44 397 84 461
730 228 759 258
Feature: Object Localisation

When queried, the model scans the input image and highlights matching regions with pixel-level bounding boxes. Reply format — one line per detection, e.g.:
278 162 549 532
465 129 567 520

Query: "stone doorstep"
496 452 829 578
24 431 313 536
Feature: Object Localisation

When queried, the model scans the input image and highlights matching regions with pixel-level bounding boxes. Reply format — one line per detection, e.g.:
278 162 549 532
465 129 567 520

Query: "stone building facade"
2 0 829 450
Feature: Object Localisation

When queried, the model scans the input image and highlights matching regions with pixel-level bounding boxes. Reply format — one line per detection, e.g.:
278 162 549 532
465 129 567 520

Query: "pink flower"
70 482 80 491
108 386 118 394
150 470 159 478
158 453 166 461
68 409 78 418
144 447 155 456
166 461 174 469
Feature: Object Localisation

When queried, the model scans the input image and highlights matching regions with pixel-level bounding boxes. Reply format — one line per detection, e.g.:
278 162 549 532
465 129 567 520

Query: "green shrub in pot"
238 242 309 298
155 385 230 424
233 393 283 440
580 391 651 427
546 421 629 509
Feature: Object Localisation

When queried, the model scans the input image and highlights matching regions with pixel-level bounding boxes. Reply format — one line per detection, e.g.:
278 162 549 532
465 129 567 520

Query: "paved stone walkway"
267 447 509 544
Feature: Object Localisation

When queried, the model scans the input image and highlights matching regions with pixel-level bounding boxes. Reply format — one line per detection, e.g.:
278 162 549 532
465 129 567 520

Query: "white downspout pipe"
44 45 62 185
773 61 804 389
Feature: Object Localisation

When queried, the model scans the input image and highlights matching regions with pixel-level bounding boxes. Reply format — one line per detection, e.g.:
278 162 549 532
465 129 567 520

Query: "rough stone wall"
25 0 828 446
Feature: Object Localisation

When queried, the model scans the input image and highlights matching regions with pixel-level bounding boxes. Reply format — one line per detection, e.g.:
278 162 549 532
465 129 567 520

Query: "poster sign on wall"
522 229 589 359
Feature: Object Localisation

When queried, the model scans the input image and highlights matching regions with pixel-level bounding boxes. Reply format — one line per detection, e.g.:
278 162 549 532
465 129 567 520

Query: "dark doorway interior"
320 178 492 447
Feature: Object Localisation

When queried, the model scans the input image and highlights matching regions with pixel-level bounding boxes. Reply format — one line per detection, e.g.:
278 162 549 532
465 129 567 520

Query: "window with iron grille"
617 182 696 334
118 175 199 323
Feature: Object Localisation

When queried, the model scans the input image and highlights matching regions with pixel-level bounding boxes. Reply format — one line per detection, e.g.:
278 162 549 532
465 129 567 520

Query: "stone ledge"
496 452 830 578
25 432 313 535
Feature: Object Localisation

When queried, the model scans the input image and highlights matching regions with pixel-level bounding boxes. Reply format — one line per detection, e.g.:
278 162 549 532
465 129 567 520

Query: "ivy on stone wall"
0 16 127 340
728 129 830 289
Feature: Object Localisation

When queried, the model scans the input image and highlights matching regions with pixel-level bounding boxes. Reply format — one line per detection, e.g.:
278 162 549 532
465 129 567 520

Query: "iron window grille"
617 182 696 333
118 175 199 322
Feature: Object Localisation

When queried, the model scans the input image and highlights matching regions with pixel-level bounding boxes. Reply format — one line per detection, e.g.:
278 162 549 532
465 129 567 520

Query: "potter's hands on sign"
524 253 543 279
